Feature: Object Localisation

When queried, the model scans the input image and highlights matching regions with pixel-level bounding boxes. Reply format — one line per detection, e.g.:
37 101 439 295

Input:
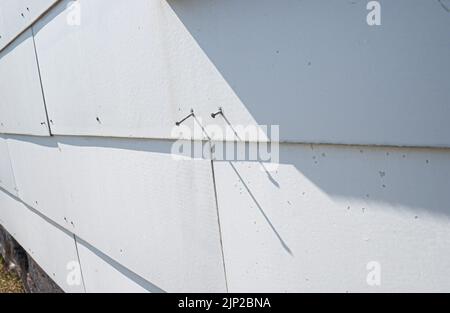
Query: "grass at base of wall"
0 255 24 293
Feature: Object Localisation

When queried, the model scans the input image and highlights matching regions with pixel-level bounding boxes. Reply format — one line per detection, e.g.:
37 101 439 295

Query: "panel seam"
0 0 63 54
4 139 19 196
210 158 229 292
30 26 52 136
73 234 87 292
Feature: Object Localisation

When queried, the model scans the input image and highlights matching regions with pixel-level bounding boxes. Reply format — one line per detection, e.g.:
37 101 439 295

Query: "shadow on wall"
222 143 450 216
0 29 29 60
213 143 450 256
8 131 450 228
165 0 450 218
2 0 450 289
5 134 176 154
75 237 166 293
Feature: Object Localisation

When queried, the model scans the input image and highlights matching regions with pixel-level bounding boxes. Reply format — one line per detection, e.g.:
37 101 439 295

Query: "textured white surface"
0 136 17 196
0 29 49 136
0 0 58 50
0 190 84 293
7 135 226 293
215 143 450 292
76 237 160 293
32 0 450 146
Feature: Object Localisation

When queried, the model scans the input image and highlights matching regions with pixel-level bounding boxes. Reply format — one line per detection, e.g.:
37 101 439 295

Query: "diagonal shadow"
228 162 293 256
0 186 165 293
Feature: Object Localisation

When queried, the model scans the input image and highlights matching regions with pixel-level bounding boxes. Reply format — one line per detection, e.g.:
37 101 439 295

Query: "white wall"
1 0 450 292
0 28 50 136
75 237 162 293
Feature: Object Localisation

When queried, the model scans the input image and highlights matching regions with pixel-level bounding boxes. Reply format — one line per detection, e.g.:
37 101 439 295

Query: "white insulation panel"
76 237 161 293
32 0 450 147
6 135 227 293
0 0 58 51
0 28 50 136
215 143 450 292
0 190 84 293
32 0 186 140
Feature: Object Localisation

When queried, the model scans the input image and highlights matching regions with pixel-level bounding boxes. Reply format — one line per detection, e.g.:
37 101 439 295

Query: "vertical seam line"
4 139 19 196
30 26 52 136
73 234 87 292
210 157 229 292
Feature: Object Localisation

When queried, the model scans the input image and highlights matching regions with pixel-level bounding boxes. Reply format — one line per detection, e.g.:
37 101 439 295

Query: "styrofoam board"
0 0 58 51
32 0 450 147
6 134 227 293
0 189 84 293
